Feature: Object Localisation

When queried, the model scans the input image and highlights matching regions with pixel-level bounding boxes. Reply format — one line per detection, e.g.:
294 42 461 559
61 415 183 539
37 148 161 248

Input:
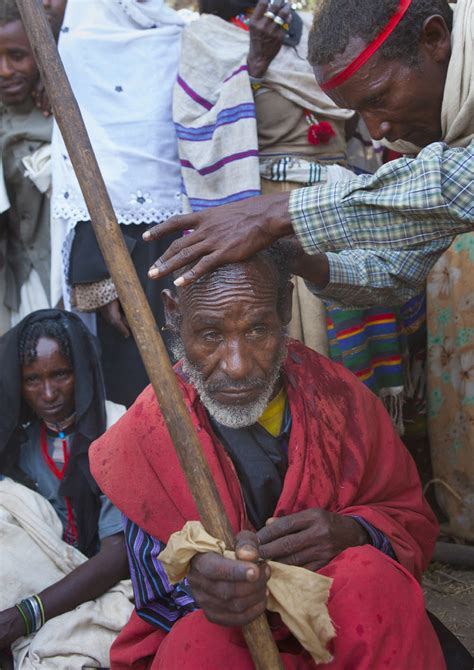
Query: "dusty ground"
423 563 474 655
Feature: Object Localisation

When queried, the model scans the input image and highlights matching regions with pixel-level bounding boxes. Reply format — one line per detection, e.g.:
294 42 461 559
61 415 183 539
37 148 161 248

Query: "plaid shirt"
290 141 474 306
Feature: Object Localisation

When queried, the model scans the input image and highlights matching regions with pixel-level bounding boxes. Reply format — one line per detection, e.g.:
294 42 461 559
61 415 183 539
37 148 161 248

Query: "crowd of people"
0 0 472 668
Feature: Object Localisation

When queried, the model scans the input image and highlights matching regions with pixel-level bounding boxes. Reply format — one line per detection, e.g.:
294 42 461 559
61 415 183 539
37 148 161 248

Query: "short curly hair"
308 0 453 67
0 0 22 26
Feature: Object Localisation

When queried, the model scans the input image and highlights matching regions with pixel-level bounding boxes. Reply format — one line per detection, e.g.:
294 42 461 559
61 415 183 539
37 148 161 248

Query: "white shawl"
442 0 474 147
51 0 184 226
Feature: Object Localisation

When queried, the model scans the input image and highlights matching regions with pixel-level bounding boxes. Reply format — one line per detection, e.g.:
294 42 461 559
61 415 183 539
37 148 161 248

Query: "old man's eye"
202 330 223 342
247 326 267 339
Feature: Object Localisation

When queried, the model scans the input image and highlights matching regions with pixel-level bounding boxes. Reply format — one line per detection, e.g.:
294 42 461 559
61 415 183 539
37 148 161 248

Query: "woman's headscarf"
0 309 108 556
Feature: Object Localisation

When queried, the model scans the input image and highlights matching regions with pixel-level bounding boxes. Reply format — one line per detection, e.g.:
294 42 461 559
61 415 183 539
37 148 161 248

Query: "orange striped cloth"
326 306 405 429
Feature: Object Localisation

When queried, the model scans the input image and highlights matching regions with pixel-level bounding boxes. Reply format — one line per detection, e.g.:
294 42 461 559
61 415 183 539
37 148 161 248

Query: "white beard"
171 335 287 429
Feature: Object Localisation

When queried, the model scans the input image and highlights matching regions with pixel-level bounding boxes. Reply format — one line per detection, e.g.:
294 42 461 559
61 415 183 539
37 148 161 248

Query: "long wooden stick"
16 2 284 668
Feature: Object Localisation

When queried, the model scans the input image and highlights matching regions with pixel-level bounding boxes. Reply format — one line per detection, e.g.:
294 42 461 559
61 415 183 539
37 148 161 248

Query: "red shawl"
90 340 437 580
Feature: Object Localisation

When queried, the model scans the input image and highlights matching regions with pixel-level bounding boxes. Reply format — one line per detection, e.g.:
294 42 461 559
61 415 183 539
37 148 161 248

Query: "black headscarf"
0 309 108 556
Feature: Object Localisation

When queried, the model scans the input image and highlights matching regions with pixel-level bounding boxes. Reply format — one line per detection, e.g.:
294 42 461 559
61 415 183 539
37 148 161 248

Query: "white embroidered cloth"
51 0 184 226
50 0 184 309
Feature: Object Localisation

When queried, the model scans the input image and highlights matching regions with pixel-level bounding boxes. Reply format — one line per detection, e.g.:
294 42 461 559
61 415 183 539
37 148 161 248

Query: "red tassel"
307 121 336 146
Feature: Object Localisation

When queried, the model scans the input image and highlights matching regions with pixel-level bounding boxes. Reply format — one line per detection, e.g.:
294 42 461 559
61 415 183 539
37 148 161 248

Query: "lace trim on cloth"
72 277 118 312
54 208 181 313
52 203 181 227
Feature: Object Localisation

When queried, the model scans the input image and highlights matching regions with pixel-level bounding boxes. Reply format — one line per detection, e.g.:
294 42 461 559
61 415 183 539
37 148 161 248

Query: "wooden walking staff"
16 1 284 668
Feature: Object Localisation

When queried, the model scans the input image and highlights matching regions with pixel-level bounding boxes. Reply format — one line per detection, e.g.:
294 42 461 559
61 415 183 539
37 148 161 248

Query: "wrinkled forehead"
178 260 280 322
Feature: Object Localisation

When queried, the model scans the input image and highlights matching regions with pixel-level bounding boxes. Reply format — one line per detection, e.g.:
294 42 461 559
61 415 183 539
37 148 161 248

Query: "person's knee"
321 545 426 615
153 610 254 669
320 546 445 667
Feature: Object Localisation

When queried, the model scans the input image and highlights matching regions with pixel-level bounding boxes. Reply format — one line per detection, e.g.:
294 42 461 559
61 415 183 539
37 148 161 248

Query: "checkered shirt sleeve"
290 141 474 254
306 238 452 307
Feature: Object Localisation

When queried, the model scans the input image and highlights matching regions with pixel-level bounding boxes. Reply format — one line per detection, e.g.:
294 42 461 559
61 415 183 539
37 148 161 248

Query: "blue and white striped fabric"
173 13 352 213
124 515 197 630
173 18 261 212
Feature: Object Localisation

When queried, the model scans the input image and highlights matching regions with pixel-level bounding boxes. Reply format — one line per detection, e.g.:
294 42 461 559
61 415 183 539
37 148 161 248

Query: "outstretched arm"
144 141 473 287
0 532 129 650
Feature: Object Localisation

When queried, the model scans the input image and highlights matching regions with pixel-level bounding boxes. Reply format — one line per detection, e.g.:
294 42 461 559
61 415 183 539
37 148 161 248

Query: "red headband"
320 0 413 92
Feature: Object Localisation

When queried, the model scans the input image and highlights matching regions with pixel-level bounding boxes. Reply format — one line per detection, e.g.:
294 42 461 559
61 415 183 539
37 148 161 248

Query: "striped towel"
173 13 352 211
173 17 260 211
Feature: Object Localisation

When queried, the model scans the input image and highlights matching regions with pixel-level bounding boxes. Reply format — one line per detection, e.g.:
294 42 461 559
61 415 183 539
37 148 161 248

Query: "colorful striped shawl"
326 306 405 395
326 293 427 433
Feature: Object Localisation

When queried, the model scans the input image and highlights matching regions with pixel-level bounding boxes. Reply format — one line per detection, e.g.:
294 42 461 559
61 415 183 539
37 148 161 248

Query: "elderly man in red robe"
90 247 445 669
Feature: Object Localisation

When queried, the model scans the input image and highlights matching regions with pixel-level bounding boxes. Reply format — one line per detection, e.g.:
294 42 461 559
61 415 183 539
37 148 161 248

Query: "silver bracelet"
29 595 43 633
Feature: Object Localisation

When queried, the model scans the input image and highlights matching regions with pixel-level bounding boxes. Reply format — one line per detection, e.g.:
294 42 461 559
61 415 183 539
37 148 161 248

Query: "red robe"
90 341 445 669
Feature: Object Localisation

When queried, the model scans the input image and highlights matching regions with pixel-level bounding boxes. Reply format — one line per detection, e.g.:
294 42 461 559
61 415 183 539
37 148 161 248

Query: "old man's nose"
221 340 253 379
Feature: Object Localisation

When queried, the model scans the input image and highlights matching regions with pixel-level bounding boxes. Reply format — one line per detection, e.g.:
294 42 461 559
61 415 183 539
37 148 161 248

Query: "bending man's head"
308 0 453 147
162 247 293 429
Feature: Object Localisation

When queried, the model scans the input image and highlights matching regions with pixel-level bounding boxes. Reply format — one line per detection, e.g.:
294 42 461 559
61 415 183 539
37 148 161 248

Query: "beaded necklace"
230 13 251 31
40 422 79 545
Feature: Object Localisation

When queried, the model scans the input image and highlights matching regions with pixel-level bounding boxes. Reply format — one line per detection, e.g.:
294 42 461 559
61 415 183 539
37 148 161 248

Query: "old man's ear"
161 289 181 333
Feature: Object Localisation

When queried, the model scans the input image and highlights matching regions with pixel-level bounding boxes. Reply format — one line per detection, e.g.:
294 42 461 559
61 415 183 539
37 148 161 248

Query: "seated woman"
0 309 132 668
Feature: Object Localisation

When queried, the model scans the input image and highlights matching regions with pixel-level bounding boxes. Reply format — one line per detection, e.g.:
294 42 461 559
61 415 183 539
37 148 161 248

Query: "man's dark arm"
144 141 473 287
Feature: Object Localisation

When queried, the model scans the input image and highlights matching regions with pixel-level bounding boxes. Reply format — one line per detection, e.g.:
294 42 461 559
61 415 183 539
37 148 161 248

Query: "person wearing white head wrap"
51 0 185 406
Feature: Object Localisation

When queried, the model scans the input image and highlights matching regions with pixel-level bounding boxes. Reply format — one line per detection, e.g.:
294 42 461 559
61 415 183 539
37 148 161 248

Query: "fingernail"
246 568 257 580
265 566 271 579
149 268 160 278
241 544 255 554
174 276 185 287
143 231 150 240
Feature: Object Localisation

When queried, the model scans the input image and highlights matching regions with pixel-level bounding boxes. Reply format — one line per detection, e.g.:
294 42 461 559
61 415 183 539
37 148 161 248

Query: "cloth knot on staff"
159 521 336 665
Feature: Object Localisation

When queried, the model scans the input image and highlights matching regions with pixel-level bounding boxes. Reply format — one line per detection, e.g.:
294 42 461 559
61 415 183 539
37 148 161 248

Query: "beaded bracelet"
15 595 46 635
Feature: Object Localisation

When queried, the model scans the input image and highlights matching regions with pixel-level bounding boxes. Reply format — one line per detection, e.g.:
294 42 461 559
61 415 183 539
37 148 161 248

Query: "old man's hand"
188 530 270 627
257 509 369 572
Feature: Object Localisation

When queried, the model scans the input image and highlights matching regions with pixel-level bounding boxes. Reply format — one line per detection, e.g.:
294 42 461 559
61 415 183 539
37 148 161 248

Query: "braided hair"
308 0 453 67
19 318 72 367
